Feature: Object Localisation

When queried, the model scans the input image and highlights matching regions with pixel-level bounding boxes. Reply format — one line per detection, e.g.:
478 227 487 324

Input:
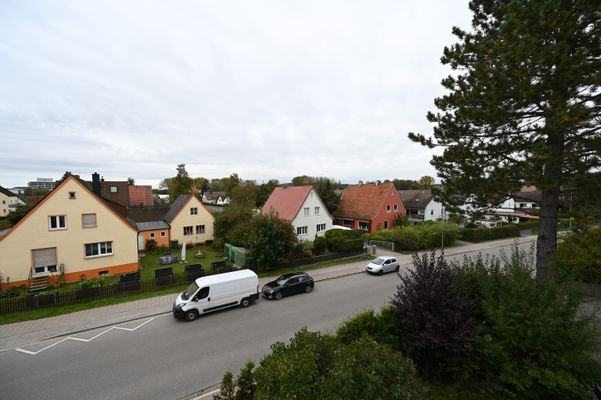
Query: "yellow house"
165 194 215 246
0 176 139 289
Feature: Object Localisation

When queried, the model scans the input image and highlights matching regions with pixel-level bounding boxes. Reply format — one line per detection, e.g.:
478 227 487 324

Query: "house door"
32 248 57 276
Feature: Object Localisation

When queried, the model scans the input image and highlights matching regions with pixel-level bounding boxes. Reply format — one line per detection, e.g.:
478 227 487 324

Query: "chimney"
92 172 101 195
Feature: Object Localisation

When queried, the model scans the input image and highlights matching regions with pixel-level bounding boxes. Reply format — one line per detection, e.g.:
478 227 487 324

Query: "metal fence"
0 268 236 315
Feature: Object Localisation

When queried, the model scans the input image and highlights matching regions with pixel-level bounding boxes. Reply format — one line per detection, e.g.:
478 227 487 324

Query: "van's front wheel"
240 298 251 308
184 310 199 322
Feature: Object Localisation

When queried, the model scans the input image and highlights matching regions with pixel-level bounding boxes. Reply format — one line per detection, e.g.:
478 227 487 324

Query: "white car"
365 256 400 275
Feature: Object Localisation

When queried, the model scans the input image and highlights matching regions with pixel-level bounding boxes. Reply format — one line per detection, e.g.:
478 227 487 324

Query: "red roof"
129 185 154 206
334 183 396 220
262 186 313 222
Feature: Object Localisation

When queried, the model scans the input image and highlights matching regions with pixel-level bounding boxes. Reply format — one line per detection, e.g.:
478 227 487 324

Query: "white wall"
424 200 445 221
291 189 333 241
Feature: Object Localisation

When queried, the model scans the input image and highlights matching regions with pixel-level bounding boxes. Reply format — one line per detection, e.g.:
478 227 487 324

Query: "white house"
0 186 25 217
397 190 444 224
262 185 333 241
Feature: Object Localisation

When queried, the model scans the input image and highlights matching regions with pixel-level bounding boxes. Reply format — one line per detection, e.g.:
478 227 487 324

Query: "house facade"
397 190 444 224
0 186 24 217
166 194 215 245
0 176 139 289
262 185 333 240
334 183 405 233
202 191 230 206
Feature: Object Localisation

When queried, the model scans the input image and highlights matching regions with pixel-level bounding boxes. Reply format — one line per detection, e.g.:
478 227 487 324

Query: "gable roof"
0 186 17 198
0 175 137 242
334 183 396 220
164 194 213 222
262 185 314 221
512 190 542 203
397 190 433 210
203 191 227 201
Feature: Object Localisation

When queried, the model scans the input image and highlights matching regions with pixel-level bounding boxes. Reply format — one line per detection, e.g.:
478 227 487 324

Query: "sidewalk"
0 235 535 352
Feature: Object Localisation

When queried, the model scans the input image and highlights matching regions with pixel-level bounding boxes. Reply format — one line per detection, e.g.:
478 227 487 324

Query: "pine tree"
410 0 601 283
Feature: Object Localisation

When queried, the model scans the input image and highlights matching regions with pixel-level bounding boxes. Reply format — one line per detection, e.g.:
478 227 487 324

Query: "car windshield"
372 258 386 265
276 273 297 285
181 281 199 300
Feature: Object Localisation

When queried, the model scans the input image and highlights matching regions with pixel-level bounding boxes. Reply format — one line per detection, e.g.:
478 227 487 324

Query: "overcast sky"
0 0 472 188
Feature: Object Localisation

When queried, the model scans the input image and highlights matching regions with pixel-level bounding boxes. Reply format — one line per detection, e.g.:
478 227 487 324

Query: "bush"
391 251 480 381
371 222 460 251
325 229 365 253
557 227 601 283
451 246 601 400
312 236 328 255
460 224 520 242
336 306 400 350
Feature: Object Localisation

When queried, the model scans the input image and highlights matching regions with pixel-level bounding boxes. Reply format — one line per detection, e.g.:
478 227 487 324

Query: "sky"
0 0 473 188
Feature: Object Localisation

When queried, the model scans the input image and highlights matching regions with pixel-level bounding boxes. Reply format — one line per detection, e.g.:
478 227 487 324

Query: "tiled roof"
334 183 395 220
126 206 171 222
397 190 433 210
100 181 130 207
512 190 542 203
136 221 170 231
262 186 313 222
204 191 227 201
129 185 154 206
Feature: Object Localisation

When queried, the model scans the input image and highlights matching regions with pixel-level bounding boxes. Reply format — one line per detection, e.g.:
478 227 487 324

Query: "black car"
262 272 314 300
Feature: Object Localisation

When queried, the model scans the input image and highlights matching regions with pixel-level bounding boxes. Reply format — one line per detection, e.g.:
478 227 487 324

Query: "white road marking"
15 317 155 356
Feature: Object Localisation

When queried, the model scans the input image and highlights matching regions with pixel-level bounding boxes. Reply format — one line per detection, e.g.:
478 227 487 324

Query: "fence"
367 240 395 252
273 250 365 270
0 267 236 315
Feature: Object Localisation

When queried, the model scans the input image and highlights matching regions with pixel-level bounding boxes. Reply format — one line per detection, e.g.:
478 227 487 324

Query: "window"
394 204 398 211
358 222 369 231
314 206 320 215
110 186 118 193
69 191 76 199
384 220 389 229
85 241 113 258
386 204 391 213
316 223 326 232
49 215 67 230
190 207 198 215
82 213 97 228
195 287 209 301
184 226 193 236
431 209 434 215
32 248 57 274
297 226 308 235
150 232 155 238
196 225 205 234
161 231 166 237
304 207 309 216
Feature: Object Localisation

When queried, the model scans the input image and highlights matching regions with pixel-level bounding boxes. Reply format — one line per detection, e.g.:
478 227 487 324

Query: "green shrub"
451 246 601 400
325 229 364 253
371 222 460 251
312 236 328 255
336 306 400 350
557 227 601 283
460 224 520 242
145 239 157 252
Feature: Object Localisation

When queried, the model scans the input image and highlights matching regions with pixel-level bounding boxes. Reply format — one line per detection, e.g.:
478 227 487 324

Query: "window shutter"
33 248 57 268
82 214 97 228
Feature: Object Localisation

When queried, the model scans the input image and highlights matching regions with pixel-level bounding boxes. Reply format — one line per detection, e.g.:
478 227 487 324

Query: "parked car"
262 272 314 300
365 256 399 275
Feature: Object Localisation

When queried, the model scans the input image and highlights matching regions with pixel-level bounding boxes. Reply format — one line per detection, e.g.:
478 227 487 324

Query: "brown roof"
397 190 433 210
262 186 313 221
334 183 396 220
100 181 130 207
0 186 17 198
126 206 171 222
129 185 154 206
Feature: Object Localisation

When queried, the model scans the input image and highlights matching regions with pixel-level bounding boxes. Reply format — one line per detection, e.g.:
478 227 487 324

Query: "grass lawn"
139 244 225 280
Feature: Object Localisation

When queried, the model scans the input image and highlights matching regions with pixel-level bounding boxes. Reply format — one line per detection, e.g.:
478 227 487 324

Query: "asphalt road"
0 242 532 400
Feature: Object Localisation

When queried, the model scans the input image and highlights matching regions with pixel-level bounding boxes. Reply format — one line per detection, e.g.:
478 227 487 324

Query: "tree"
213 204 255 247
230 182 257 208
248 212 297 271
418 175 434 188
166 164 193 201
192 177 210 196
256 179 279 208
409 0 601 284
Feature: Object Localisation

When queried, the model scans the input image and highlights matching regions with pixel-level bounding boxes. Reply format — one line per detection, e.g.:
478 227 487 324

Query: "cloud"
0 0 472 187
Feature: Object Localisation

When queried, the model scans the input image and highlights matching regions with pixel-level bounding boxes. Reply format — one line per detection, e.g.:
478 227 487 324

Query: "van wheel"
184 310 199 322
305 285 313 293
275 292 283 300
240 298 251 308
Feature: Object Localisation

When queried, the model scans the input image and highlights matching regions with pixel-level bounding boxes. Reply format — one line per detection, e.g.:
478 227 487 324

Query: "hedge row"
460 224 520 243
370 222 460 252
324 229 365 253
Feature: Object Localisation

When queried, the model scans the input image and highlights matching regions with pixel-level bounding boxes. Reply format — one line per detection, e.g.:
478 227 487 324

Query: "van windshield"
182 282 199 300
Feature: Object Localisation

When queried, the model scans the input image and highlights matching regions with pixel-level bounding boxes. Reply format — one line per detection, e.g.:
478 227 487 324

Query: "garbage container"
170 240 179 249
372 245 377 255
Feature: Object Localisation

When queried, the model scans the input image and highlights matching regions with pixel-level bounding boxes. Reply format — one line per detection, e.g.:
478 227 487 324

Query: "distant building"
0 186 25 216
28 178 56 191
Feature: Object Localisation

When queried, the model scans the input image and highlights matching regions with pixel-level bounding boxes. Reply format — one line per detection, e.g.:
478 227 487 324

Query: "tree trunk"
536 188 560 285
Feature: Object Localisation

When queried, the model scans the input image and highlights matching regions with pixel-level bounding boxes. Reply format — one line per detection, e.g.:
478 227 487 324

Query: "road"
0 241 532 400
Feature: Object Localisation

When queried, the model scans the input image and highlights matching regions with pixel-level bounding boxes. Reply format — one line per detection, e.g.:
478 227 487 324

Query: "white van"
172 269 260 321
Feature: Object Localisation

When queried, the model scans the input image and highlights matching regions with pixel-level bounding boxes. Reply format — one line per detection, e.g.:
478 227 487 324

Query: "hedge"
370 222 460 252
460 224 520 243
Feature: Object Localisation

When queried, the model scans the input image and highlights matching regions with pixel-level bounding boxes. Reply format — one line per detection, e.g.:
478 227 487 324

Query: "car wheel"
184 310 199 322
275 291 283 300
240 298 250 308
305 285 313 293
378 269 384 276
395 265 400 272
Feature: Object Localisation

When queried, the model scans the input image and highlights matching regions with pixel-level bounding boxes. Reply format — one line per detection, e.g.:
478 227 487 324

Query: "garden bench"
116 272 141 292
185 264 205 281
154 267 174 286
211 261 231 274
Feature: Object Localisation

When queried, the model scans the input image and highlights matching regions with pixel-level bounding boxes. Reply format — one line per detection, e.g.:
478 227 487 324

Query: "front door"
32 248 57 276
